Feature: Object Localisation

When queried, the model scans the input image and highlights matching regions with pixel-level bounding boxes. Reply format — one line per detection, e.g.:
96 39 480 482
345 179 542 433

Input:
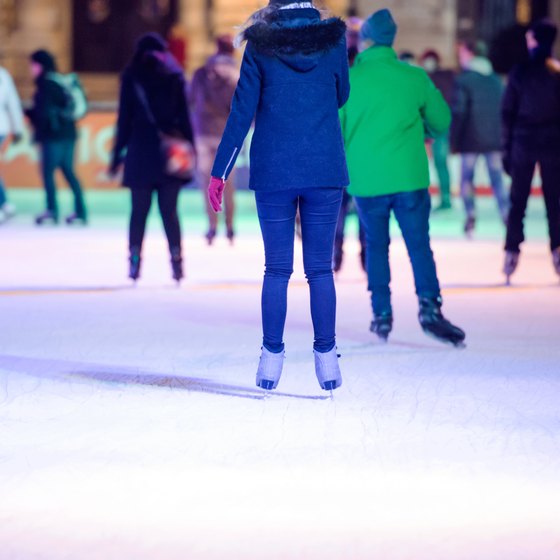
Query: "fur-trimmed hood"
243 8 346 72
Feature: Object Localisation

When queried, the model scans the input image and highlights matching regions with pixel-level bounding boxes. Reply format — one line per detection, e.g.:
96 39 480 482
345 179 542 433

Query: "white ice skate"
314 348 342 391
256 347 285 391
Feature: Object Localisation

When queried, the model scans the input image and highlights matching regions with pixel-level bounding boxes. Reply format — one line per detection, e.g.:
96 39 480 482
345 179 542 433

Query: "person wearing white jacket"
0 66 25 223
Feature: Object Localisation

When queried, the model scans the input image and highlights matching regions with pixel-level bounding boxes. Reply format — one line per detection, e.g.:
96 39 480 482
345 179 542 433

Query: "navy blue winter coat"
111 51 194 189
211 8 350 191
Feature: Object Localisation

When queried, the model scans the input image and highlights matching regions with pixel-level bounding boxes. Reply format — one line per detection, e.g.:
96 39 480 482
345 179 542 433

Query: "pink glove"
208 177 225 213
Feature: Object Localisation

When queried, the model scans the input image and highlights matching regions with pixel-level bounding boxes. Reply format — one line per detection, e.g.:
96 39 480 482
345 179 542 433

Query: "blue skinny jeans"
255 187 343 354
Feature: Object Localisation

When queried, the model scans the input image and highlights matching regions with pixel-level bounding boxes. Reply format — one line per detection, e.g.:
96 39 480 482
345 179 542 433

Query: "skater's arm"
335 40 350 108
501 70 519 170
211 43 261 181
175 75 195 146
111 75 133 171
421 74 451 137
449 79 468 152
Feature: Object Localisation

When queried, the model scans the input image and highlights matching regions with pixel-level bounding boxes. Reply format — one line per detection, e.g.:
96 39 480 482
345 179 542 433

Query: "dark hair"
30 49 57 73
530 18 558 55
216 34 234 56
420 49 441 64
462 40 488 58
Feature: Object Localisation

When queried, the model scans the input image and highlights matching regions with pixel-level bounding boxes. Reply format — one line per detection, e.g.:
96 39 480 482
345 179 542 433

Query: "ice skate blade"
257 379 275 391
422 329 466 349
321 380 338 391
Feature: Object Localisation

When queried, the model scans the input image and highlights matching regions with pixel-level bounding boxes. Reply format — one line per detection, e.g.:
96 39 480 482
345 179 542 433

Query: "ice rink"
1 189 559 560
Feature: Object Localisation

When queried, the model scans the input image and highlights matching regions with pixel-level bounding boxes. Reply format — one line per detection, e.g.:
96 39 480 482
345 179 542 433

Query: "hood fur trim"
244 17 346 56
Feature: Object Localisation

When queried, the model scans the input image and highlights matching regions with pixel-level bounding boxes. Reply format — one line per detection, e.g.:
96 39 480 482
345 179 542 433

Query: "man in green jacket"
340 9 465 346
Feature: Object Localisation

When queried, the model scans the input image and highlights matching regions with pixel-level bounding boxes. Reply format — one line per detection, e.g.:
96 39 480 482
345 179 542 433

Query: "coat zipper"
222 147 238 181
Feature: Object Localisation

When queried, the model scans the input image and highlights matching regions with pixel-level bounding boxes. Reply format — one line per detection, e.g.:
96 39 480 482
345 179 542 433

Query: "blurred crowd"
0 6 559 287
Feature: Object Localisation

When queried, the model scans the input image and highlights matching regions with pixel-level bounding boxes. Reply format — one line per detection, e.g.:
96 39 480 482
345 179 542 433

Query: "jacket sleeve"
4 72 25 134
211 43 261 180
335 40 350 108
502 69 519 156
111 74 133 171
175 75 195 146
421 72 451 138
450 77 469 152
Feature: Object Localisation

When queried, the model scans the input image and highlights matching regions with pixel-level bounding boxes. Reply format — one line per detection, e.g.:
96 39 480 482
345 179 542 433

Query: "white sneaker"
256 347 285 390
314 348 342 391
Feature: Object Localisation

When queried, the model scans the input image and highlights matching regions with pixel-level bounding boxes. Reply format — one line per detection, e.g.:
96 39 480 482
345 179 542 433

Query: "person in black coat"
452 41 508 236
502 19 560 281
27 50 87 225
110 33 194 283
207 0 350 392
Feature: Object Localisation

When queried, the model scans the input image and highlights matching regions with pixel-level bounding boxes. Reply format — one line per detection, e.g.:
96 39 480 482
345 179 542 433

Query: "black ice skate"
129 247 141 282
418 297 466 348
552 248 560 279
35 210 59 225
370 312 393 342
464 215 475 239
205 229 216 246
227 229 235 246
503 251 519 285
170 248 184 284
65 213 88 225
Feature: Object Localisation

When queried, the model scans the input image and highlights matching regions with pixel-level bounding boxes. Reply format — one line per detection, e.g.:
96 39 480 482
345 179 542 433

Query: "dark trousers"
255 187 342 353
334 189 366 265
129 183 182 253
41 140 86 218
505 145 560 253
355 189 441 316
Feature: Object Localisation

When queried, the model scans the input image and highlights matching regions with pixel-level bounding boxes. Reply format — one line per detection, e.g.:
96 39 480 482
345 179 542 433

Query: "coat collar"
355 46 397 65
243 11 346 56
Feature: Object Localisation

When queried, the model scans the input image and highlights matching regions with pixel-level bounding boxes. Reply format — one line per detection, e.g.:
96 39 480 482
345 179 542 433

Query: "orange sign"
1 112 120 189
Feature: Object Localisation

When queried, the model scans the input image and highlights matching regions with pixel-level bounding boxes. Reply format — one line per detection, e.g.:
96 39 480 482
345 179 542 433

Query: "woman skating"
110 33 194 283
208 0 349 391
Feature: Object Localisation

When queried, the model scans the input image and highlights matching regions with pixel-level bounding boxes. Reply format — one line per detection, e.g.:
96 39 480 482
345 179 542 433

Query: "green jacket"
340 47 451 197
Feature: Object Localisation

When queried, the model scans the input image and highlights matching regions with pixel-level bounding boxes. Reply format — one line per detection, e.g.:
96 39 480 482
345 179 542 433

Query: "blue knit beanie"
360 9 397 46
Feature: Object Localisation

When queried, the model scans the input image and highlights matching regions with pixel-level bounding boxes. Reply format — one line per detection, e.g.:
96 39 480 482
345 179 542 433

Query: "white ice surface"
1 197 560 560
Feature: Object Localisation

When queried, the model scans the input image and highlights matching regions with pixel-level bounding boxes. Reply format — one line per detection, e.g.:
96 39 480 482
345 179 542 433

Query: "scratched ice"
0 193 559 560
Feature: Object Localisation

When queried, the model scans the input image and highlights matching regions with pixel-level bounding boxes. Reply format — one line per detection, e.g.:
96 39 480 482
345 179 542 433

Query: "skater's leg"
433 133 452 207
354 195 392 316
224 170 236 237
485 151 509 221
460 154 477 216
504 149 535 253
255 189 297 353
299 187 343 353
129 187 153 252
197 136 218 238
333 190 351 271
538 154 560 252
40 142 60 218
156 182 182 253
59 140 87 219
358 210 367 271
393 189 441 302
0 178 6 208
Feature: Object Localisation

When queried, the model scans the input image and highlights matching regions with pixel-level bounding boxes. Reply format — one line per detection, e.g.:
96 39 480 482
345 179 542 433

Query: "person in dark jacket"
190 35 239 245
207 0 349 392
503 19 560 281
27 50 87 226
421 49 455 210
110 33 194 283
452 40 508 236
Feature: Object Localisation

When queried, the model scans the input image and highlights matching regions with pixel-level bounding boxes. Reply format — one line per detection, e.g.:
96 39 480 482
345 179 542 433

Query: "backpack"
47 72 88 121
